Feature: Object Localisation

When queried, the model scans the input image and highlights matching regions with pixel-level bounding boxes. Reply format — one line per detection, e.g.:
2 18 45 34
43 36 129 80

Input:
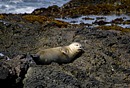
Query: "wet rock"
82 17 94 20
32 5 60 17
123 20 130 24
111 18 124 24
96 17 106 20
31 0 130 18
0 12 130 88
0 54 34 88
23 63 81 88
97 25 130 32
93 20 108 25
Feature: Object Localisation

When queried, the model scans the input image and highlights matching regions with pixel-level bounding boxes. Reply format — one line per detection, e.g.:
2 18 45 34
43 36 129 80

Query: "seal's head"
69 42 84 53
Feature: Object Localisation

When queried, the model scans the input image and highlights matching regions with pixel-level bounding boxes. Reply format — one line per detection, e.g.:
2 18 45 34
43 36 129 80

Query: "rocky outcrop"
1 22 130 88
23 63 81 88
32 0 130 17
0 0 130 87
0 54 35 88
23 27 130 88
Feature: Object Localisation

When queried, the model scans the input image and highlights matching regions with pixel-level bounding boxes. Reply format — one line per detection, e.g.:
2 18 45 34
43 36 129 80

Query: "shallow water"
56 14 130 28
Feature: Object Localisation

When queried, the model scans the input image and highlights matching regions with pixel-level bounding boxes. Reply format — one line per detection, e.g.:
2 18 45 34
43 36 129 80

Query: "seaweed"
0 14 4 19
22 15 69 28
97 25 130 32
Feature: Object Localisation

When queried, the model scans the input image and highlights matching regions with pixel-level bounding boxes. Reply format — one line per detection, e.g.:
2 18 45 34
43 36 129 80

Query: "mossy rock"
97 25 130 32
0 14 4 19
22 15 69 28
50 20 69 28
123 20 130 24
22 15 52 23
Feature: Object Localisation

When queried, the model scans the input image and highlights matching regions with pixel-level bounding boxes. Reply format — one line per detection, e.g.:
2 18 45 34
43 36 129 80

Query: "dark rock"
32 5 60 17
111 18 124 24
119 36 130 44
0 66 9 79
71 15 81 19
103 38 117 47
0 54 34 88
93 20 108 25
0 13 130 88
23 64 81 88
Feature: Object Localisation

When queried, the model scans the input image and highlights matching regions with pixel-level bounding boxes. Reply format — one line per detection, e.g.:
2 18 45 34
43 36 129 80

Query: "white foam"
9 0 23 4
0 53 4 57
11 7 36 14
0 0 70 14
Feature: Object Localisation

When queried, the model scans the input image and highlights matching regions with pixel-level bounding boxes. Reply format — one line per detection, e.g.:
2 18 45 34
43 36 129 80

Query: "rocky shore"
0 0 130 88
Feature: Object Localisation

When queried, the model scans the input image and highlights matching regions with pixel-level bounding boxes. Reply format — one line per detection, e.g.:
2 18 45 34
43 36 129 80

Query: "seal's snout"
79 46 85 53
79 46 83 49
78 47 83 51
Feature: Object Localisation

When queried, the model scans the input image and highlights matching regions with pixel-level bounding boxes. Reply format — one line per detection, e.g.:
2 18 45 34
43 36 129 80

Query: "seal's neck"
68 47 78 59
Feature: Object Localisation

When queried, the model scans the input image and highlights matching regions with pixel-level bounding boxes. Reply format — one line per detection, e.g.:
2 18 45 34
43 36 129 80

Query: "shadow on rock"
0 54 35 88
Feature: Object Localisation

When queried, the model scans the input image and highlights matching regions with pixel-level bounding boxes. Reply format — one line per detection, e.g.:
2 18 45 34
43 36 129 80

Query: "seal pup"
31 42 84 65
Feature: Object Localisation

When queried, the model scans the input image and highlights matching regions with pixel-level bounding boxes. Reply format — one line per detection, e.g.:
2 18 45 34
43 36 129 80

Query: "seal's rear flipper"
30 54 41 65
30 54 39 58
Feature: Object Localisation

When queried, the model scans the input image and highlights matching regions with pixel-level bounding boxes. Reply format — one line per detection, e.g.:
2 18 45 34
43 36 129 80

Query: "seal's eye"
75 44 79 46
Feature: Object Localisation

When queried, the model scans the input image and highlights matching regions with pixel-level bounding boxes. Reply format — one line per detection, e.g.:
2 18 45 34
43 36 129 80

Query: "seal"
31 42 84 65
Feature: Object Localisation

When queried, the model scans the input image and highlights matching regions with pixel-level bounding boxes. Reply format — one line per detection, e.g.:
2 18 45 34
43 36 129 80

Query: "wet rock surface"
0 0 130 88
1 19 130 87
32 0 130 18
0 54 35 88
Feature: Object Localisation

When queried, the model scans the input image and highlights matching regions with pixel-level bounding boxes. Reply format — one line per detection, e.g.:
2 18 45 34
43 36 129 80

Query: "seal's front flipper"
60 48 68 55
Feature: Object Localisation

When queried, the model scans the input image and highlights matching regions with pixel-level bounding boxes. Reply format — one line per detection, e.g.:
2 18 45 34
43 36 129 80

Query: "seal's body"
32 42 84 65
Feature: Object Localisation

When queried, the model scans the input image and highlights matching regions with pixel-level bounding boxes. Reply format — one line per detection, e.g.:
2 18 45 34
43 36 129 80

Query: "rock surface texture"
0 0 130 88
1 24 130 87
